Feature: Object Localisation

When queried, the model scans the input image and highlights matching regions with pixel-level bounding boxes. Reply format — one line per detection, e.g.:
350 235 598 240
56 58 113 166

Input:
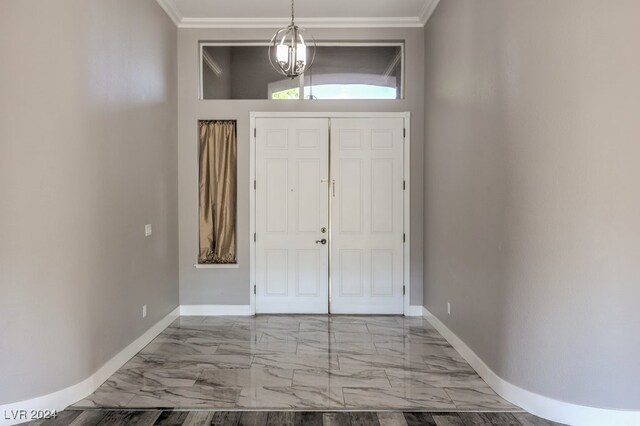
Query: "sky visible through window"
272 84 396 100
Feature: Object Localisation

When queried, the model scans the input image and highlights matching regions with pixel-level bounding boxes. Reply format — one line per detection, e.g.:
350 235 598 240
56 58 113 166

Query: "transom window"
200 43 404 100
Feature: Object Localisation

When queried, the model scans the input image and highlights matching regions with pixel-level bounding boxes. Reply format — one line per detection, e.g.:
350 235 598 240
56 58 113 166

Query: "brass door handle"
315 239 327 245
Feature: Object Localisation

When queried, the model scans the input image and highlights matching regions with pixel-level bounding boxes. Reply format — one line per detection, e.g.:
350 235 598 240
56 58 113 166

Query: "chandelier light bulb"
296 42 307 64
277 44 289 65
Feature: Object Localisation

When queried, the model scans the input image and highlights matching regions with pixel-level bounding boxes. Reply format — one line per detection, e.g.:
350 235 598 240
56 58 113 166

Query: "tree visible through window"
271 87 300 100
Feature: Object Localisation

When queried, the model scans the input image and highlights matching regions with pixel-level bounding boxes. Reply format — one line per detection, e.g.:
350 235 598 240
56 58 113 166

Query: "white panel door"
255 118 329 313
330 118 405 314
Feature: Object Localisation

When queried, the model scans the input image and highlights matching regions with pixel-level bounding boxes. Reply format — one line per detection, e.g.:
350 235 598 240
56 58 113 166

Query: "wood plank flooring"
26 410 565 426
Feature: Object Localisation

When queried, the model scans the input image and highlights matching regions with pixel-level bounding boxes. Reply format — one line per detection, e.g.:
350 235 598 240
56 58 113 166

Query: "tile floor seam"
73 315 520 412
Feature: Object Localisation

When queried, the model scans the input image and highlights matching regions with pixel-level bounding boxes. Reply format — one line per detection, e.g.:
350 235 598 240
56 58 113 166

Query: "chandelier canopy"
269 0 316 79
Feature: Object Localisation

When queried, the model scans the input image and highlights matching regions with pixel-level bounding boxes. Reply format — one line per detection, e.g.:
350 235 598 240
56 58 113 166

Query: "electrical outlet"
447 302 451 315
145 224 152 237
142 305 147 318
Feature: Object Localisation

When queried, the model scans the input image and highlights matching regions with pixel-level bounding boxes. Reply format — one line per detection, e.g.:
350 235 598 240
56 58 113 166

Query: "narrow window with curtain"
198 120 237 264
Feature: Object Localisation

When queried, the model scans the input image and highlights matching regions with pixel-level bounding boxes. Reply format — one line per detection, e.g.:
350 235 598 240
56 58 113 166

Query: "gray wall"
423 0 640 409
179 28 425 306
0 0 178 404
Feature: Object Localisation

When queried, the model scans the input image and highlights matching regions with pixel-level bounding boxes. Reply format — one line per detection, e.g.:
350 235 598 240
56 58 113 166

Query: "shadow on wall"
423 0 640 419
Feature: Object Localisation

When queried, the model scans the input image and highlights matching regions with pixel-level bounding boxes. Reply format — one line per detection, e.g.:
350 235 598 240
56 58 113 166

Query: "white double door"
255 117 405 314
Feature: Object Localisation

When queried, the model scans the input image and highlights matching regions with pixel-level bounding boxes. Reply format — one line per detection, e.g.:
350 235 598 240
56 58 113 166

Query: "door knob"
315 239 327 245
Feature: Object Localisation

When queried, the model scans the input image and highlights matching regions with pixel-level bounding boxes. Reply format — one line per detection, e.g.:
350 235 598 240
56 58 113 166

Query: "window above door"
200 42 404 100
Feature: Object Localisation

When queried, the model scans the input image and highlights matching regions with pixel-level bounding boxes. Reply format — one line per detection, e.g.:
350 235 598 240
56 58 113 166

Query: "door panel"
338 159 363 233
256 118 329 313
297 159 321 232
330 118 405 314
265 159 288 232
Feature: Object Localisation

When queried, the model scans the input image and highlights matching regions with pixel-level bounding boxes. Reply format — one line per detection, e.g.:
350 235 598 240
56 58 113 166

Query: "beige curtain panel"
198 121 237 264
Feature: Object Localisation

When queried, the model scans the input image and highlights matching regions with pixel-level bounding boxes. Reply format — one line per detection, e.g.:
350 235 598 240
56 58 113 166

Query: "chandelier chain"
291 0 295 25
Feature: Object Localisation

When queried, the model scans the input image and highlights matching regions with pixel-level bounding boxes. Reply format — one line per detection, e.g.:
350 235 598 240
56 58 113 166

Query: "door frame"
249 112 411 315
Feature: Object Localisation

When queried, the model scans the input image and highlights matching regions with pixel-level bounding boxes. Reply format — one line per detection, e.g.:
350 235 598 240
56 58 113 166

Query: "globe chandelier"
269 0 316 79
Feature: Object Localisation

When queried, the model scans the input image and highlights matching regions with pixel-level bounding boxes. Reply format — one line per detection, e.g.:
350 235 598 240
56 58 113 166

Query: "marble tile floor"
27 410 565 426
73 316 520 412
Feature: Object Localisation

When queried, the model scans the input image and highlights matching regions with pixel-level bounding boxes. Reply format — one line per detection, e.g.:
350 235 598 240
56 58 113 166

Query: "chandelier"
269 0 316 79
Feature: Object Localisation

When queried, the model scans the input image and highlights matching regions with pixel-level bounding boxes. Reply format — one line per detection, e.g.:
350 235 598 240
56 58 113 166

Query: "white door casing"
330 118 405 314
255 118 330 313
251 113 409 315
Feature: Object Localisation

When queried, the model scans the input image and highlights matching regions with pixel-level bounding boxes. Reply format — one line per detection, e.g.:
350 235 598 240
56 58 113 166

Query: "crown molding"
179 16 425 29
156 0 182 26
156 0 437 28
419 0 441 26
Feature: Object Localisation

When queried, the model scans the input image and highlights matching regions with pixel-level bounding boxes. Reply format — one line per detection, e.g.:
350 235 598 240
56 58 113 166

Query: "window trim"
198 41 405 100
194 264 240 269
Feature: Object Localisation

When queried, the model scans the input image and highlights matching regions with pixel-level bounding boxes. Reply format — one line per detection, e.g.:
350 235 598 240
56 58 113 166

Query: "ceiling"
156 0 441 28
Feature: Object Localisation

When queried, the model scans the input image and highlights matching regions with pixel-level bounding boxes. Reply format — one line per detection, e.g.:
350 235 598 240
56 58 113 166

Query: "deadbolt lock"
321 227 327 233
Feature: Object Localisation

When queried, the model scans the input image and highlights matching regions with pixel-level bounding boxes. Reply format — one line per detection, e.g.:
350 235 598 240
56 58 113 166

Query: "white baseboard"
422 307 640 426
181 304 424 317
0 307 179 426
180 304 252 316
180 304 428 317
12 304 635 426
404 305 425 317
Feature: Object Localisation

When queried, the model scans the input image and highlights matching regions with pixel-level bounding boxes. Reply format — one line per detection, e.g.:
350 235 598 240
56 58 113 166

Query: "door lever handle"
315 239 327 245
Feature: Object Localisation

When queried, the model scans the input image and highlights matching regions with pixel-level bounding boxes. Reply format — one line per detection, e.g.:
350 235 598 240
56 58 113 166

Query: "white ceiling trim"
156 0 183 26
179 16 425 29
419 0 441 26
156 0 441 29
